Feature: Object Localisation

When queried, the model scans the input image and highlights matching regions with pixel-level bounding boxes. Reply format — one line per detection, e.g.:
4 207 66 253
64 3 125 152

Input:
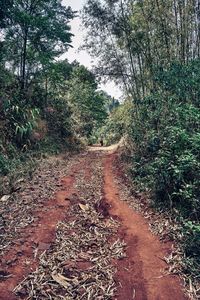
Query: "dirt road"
0 147 187 299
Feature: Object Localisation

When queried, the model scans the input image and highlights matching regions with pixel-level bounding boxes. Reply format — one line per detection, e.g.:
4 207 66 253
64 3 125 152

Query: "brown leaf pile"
14 152 126 299
0 155 78 257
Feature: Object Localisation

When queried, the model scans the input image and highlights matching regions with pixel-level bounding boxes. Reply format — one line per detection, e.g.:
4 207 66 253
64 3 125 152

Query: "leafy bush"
182 221 200 275
131 114 200 218
95 101 132 146
125 60 200 275
45 98 72 139
0 154 10 175
3 96 39 146
128 62 200 218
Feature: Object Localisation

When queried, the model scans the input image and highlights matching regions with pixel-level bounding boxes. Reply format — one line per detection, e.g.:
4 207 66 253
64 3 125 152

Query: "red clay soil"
0 149 189 300
103 152 188 300
0 163 81 300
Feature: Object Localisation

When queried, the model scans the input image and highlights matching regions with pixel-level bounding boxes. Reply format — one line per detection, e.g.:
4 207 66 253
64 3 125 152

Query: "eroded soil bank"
0 149 188 300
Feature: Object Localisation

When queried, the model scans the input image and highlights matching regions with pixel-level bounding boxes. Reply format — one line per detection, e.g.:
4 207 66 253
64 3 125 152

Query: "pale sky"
61 0 123 99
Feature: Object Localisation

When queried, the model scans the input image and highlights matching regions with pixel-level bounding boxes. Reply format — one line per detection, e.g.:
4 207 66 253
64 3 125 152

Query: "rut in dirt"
0 148 187 300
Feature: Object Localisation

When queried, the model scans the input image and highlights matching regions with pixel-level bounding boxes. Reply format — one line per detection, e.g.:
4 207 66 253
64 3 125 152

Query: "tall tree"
2 0 75 90
68 64 108 137
83 0 200 101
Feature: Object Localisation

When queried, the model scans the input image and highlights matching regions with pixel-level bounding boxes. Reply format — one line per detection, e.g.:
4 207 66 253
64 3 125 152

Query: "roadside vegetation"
0 0 110 195
82 0 200 295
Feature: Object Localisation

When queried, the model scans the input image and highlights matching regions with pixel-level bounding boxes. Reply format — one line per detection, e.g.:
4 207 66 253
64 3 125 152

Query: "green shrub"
45 98 72 139
126 61 200 275
94 101 132 146
0 154 10 175
182 221 200 275
3 95 39 146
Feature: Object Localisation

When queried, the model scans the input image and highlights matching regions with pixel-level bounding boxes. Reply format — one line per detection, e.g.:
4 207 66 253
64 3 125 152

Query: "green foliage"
0 140 36 184
45 98 72 139
131 99 200 219
96 101 132 145
0 0 12 28
3 96 39 145
184 221 200 260
0 64 14 91
154 60 200 105
68 65 108 138
2 0 75 89
44 60 73 96
182 221 200 275
0 154 10 176
83 0 200 286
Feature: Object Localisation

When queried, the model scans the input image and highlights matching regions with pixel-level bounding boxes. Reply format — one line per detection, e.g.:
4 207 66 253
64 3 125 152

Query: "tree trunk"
120 0 141 101
21 28 28 90
197 0 200 57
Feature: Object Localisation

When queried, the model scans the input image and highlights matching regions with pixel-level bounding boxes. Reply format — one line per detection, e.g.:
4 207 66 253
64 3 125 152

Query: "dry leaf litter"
0 154 78 257
14 152 126 299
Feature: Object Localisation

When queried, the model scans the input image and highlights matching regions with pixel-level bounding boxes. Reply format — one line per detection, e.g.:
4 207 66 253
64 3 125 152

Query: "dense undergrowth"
101 60 200 286
82 0 200 282
129 62 200 222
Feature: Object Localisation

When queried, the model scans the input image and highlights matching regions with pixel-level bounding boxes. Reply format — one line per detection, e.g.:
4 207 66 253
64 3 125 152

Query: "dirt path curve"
0 147 188 300
102 150 187 300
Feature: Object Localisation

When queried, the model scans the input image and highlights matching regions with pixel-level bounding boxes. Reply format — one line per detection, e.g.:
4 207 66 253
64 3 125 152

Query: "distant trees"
68 65 108 138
